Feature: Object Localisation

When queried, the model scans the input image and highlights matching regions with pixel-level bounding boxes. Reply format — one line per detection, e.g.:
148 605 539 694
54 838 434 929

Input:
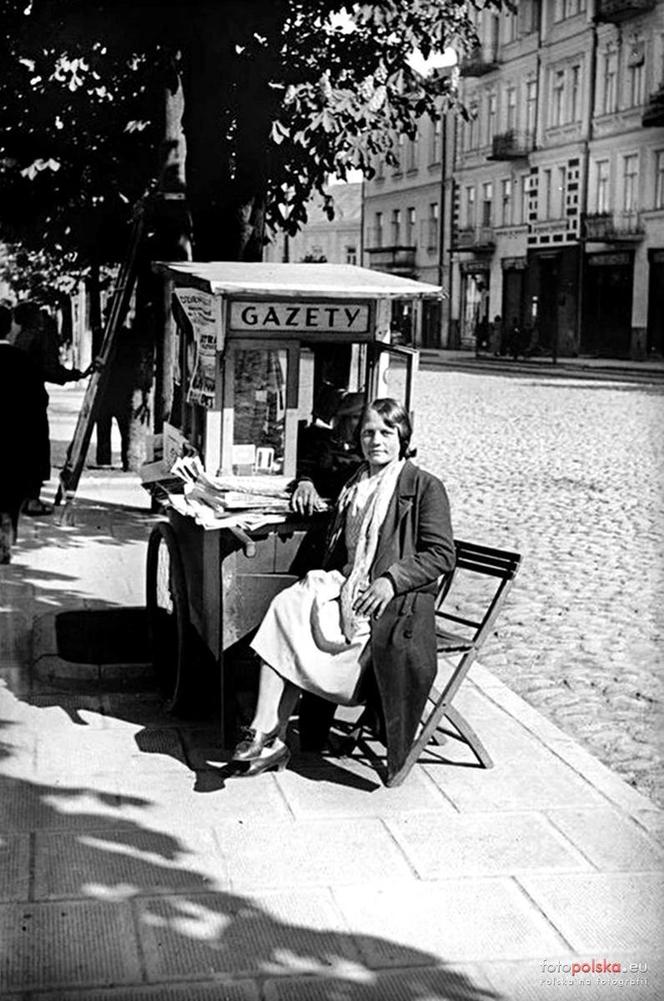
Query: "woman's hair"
356 397 413 458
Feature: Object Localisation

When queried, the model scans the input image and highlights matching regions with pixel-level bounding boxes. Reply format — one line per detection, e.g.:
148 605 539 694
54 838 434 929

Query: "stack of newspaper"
166 456 297 530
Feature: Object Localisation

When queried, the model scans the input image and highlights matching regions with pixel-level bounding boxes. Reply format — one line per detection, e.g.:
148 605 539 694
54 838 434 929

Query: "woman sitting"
231 397 455 784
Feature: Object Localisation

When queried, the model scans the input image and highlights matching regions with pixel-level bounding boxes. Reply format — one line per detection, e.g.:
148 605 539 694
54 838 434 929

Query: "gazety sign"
229 300 370 334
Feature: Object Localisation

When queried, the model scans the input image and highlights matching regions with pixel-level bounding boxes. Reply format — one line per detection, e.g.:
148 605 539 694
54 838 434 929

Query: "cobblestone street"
415 369 664 808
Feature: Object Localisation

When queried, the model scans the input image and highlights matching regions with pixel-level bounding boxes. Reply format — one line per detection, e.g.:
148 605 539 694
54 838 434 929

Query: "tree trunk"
180 2 286 262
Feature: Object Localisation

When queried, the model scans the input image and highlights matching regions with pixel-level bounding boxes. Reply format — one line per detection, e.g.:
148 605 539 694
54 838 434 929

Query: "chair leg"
444 705 493 769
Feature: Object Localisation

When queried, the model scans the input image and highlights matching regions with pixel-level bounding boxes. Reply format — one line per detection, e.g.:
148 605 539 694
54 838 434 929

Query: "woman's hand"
353 576 395 620
291 479 327 515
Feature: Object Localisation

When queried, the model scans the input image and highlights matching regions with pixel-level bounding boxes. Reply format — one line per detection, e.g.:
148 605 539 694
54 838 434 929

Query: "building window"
431 118 441 163
570 65 581 122
489 13 500 59
622 154 638 211
556 166 567 218
655 151 664 209
487 92 497 143
603 50 617 115
469 105 479 148
393 134 405 175
345 245 357 265
481 182 493 226
406 131 418 172
596 160 610 213
554 0 564 22
465 186 476 227
627 49 645 108
428 202 439 250
391 208 401 243
505 9 518 42
552 70 565 127
506 86 517 130
405 206 416 244
501 178 512 225
541 168 553 219
520 173 530 223
526 80 537 134
374 211 383 248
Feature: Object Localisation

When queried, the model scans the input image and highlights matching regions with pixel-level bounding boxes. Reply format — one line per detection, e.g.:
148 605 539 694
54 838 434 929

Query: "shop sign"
588 253 631 267
229 300 369 333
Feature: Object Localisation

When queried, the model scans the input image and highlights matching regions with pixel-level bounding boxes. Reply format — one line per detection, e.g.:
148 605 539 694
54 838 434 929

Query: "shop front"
582 251 634 358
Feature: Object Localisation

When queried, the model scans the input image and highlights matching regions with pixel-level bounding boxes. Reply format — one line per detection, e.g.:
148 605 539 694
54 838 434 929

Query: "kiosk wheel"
146 522 191 712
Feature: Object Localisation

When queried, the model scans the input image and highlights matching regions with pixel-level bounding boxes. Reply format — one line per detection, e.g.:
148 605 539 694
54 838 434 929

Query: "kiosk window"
232 348 287 474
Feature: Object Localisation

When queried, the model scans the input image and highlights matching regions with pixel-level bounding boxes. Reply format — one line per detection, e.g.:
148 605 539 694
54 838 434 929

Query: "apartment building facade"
264 182 362 266
362 109 446 346
450 0 664 357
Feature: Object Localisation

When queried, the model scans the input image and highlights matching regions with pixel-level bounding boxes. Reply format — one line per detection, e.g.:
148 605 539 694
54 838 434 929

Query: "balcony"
459 45 500 77
643 85 664 127
365 244 417 276
487 129 535 161
452 226 495 252
583 211 645 242
595 0 655 22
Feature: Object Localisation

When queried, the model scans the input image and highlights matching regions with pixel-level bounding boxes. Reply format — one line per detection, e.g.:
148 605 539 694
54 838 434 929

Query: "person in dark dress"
12 301 87 515
0 305 49 562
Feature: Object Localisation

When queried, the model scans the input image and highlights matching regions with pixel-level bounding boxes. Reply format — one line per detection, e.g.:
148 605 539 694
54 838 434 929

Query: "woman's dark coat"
323 460 455 782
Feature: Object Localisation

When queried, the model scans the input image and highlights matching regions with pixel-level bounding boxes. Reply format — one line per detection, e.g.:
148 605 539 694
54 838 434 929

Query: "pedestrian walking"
12 301 88 514
229 397 455 783
0 305 49 562
490 314 503 356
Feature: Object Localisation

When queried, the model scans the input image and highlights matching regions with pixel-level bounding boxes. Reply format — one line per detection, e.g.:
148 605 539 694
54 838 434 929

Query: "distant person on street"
490 314 503 356
507 317 523 362
95 315 150 471
12 301 88 515
0 305 49 562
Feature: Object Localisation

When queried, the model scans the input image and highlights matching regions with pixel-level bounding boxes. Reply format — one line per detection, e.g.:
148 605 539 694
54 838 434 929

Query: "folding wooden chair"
384 539 522 786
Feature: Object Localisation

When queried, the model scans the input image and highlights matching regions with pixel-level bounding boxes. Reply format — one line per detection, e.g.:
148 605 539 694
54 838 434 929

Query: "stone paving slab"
471 667 660 819
263 964 495 1000
134 888 361 981
111 768 295 827
634 809 664 846
273 756 451 817
0 776 131 833
33 982 260 1001
0 834 30 901
545 807 664 871
33 827 228 900
332 877 569 965
516 873 664 954
385 810 592 879
422 741 605 812
210 816 414 891
478 958 660 1000
0 899 142 992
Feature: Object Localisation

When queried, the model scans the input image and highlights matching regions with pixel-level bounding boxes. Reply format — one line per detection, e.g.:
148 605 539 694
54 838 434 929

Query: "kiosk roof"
154 261 442 299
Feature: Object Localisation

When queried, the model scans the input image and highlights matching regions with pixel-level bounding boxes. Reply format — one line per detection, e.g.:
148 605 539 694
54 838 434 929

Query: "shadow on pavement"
0 719 502 1000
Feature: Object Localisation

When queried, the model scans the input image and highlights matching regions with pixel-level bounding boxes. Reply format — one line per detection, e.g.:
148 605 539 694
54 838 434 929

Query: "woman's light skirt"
250 569 370 705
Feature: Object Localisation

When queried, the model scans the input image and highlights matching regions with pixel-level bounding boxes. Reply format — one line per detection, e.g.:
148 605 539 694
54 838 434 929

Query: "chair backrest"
434 539 521 702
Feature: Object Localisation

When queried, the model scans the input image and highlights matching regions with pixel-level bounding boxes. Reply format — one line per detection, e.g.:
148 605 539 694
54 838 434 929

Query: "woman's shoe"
231 724 281 763
241 742 291 776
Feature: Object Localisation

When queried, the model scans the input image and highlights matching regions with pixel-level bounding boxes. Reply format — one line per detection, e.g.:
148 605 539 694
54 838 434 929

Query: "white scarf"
337 458 405 640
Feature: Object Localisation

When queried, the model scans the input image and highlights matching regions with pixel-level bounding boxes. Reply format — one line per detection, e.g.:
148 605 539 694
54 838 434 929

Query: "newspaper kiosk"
144 262 441 743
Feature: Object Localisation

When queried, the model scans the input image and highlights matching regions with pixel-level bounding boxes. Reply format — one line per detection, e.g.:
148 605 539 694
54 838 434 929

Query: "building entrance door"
583 253 633 357
647 252 664 356
502 269 524 331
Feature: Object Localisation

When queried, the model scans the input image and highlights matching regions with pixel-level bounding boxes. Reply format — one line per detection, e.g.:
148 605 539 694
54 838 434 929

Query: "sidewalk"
420 349 664 383
0 416 663 999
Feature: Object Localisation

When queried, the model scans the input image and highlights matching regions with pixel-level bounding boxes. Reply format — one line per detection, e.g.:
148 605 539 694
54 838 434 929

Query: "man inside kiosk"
231 396 455 785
